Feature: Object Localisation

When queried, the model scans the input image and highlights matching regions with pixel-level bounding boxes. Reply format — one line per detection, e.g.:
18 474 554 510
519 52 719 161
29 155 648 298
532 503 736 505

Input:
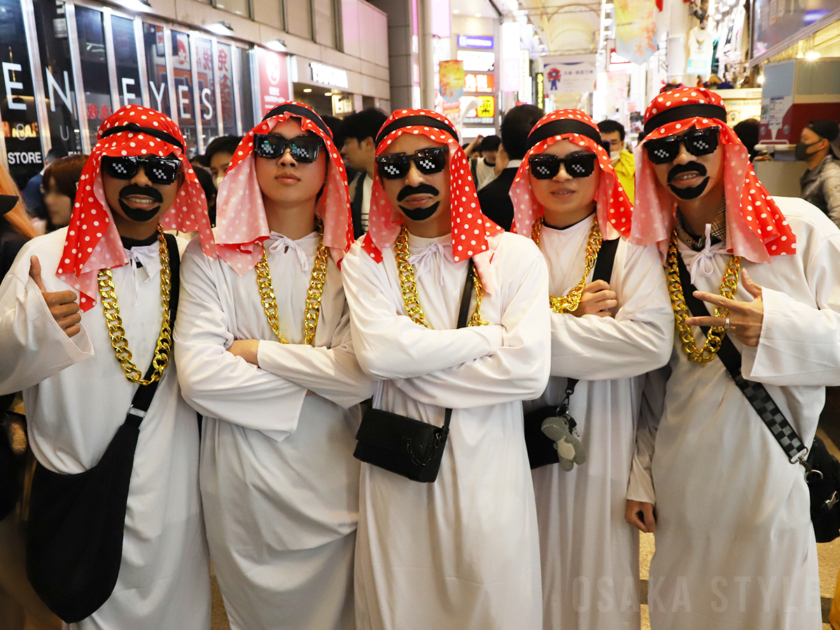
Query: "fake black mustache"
397 183 440 201
119 184 163 203
667 162 707 184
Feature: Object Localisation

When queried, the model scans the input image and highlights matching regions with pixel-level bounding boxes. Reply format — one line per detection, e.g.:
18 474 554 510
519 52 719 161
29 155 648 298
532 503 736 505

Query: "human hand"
625 500 656 533
686 269 763 347
29 256 81 338
227 339 260 365
571 280 617 318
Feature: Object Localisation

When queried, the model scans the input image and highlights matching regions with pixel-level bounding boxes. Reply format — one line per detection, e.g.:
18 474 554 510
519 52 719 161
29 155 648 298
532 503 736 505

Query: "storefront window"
75 5 112 149
215 0 250 19
193 36 217 147
142 23 170 116
238 48 255 132
0 0 44 189
171 30 197 155
111 15 142 109
33 0 82 157
217 42 237 136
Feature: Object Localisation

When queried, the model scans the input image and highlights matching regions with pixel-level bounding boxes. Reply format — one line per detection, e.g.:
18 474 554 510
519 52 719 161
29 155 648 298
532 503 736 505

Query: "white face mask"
610 150 622 165
214 175 224 189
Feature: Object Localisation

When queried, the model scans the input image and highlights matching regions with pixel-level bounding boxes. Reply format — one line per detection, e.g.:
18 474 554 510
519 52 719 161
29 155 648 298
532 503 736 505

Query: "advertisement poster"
464 73 494 94
456 50 496 73
256 48 290 118
614 0 659 65
542 55 596 94
461 96 495 125
752 0 839 60
439 60 465 103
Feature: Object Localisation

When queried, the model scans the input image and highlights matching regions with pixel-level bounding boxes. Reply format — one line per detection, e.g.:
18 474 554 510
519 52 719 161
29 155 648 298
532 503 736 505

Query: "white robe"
628 197 840 630
341 230 551 630
526 217 673 630
174 231 373 630
0 228 211 630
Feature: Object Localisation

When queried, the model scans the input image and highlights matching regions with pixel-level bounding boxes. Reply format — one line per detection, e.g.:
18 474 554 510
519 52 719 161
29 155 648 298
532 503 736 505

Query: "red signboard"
256 48 290 118
464 73 494 94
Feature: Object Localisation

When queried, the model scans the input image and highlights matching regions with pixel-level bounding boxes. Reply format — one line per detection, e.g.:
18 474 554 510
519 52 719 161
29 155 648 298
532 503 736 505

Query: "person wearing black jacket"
340 108 388 238
477 105 543 230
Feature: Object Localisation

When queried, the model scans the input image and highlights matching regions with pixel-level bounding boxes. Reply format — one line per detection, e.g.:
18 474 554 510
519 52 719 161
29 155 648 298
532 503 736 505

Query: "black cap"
807 119 840 143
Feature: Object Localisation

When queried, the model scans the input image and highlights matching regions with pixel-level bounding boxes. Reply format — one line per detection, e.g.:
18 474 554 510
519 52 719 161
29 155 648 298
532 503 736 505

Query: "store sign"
462 96 495 124
456 50 495 72
536 72 544 105
332 94 354 115
542 55 596 94
310 62 349 89
520 50 532 102
257 48 290 118
464 73 494 94
456 35 494 49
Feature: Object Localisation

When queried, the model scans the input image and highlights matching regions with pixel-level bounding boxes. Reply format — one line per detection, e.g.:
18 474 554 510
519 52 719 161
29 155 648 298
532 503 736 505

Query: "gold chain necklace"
667 230 741 364
98 225 172 385
255 233 330 345
393 226 487 328
532 219 603 314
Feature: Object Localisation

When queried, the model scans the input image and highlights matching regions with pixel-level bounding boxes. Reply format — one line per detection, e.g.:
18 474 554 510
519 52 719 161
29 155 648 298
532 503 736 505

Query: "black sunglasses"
528 153 598 179
253 134 324 162
101 155 182 185
645 126 720 165
376 147 448 180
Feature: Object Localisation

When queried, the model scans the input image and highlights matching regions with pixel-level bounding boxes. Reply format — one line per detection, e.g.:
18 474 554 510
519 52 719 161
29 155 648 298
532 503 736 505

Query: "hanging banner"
614 0 659 65
541 55 596 94
439 60 465 103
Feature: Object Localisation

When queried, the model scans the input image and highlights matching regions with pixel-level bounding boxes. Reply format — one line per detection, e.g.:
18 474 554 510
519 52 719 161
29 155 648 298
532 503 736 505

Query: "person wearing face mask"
42 155 87 231
204 135 242 190
341 109 550 630
510 109 673 630
626 88 840 630
0 105 215 629
797 119 840 226
175 102 373 630
597 119 635 203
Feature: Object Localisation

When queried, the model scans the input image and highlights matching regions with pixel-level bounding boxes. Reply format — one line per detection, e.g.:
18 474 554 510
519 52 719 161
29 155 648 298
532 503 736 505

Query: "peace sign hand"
685 269 764 347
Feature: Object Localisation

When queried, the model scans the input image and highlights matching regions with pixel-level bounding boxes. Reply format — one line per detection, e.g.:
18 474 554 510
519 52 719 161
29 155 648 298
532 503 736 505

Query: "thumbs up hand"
29 256 82 338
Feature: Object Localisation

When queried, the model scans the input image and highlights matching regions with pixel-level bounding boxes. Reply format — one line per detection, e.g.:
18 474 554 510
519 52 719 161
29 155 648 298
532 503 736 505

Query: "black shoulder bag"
353 259 477 483
26 234 181 622
524 237 619 470
675 249 840 543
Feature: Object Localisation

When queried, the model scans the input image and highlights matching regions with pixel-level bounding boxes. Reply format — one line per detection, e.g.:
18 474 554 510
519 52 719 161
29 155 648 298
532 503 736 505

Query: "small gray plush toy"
541 413 587 472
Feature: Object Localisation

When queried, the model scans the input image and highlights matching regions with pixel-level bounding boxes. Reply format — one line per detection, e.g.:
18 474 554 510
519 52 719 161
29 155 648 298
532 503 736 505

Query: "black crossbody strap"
674 250 808 463
126 234 182 424
440 259 478 432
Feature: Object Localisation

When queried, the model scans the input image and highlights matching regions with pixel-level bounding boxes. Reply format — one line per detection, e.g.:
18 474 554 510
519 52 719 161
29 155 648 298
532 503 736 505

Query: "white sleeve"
0 259 93 396
256 306 375 408
341 249 505 380
174 243 307 435
626 364 670 504
741 234 840 386
548 242 673 380
389 250 551 408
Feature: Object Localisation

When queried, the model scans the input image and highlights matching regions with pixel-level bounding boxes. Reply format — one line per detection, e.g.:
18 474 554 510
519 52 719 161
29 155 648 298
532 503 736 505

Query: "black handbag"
675 249 840 543
353 259 476 483
26 234 181 622
524 236 619 470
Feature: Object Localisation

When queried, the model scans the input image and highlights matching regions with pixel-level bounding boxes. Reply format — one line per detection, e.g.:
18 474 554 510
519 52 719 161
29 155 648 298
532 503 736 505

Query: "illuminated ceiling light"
114 0 151 11
804 51 821 60
266 39 287 52
797 52 804 58
475 13 482 17
453 8 459 13
325 91 333 96
206 21 234 36
303 88 312 93
757 75 765 84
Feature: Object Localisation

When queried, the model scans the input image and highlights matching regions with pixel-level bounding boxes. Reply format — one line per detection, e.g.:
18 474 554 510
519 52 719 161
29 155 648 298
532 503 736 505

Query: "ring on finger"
724 317 731 331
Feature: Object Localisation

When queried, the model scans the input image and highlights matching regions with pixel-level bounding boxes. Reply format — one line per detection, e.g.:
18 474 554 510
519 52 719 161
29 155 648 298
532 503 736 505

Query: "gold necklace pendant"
667 231 741 364
532 219 604 314
394 226 487 328
98 225 172 385
255 233 329 345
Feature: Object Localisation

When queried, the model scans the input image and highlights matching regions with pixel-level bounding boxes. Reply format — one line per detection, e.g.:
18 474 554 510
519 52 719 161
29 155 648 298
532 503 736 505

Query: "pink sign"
257 48 290 118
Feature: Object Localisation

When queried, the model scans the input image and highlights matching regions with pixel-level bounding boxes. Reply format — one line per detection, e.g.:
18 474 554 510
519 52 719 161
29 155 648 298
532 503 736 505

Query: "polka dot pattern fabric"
509 109 633 240
630 87 795 262
360 108 504 293
214 101 352 275
57 105 216 312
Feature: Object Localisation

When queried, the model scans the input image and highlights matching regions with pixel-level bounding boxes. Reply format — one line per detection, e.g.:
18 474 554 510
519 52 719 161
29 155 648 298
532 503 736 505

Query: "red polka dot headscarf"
509 109 633 239
57 105 215 312
630 87 795 262
214 102 352 274
361 108 504 292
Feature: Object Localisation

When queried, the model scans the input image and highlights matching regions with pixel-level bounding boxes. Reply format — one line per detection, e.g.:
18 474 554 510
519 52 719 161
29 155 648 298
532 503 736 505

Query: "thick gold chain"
255 234 329 345
394 226 487 328
667 231 741 364
532 219 603 314
98 225 172 385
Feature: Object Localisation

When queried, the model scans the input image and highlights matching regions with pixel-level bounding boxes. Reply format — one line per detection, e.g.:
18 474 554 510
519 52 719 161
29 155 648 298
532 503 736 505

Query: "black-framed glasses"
376 147 448 180
644 126 720 165
528 153 598 179
253 134 324 162
101 155 182 185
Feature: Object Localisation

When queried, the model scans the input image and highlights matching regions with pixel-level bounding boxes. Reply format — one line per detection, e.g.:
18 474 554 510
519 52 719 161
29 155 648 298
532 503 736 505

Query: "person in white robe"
340 108 551 630
0 105 215 630
625 87 840 630
174 102 373 630
508 109 673 630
